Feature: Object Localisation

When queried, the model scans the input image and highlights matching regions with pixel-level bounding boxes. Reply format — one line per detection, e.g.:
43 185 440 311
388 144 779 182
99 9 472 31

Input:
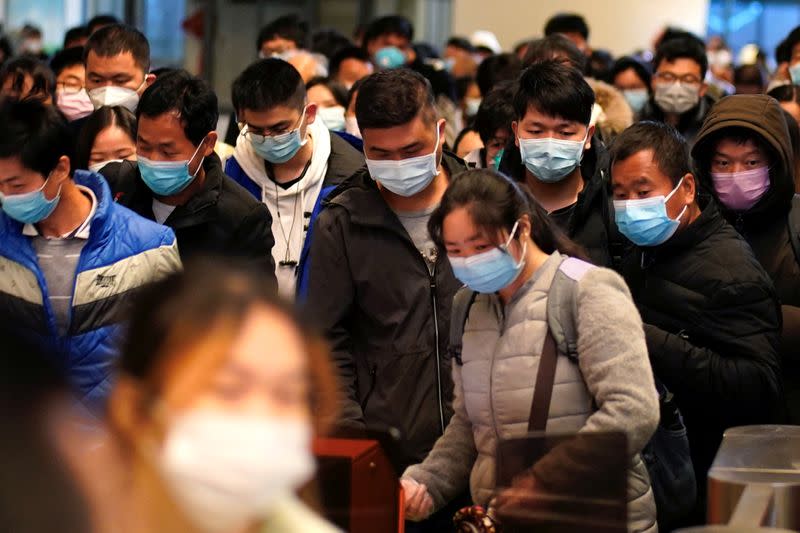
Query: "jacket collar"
648 195 724 254
127 153 225 229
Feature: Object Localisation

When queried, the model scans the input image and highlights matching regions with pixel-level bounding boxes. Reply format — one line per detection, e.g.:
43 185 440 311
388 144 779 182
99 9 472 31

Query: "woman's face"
162 305 311 424
613 67 647 91
443 206 524 261
307 84 338 109
90 125 136 166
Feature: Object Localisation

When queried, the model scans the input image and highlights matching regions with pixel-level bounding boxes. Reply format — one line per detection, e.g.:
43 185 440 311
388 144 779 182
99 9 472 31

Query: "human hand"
401 478 434 522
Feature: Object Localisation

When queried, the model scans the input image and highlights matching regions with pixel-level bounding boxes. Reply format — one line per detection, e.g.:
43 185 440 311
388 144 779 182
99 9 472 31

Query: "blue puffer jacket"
0 170 181 411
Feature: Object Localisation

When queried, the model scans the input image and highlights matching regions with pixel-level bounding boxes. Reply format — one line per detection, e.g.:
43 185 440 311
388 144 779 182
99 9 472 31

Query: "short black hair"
776 39 792 65
653 35 708 79
75 106 137 170
50 46 85 78
329 46 370 78
0 99 74 177
782 26 800 62
306 76 348 107
610 56 652 88
355 68 436 130
257 14 309 52
476 53 521 96
544 13 589 40
523 34 587 73
474 80 515 144
363 15 414 47
513 60 594 125
63 26 89 48
447 37 474 54
610 121 689 186
311 28 352 60
588 49 615 81
346 77 364 109
453 126 478 155
733 64 765 88
231 58 306 115
84 24 150 73
768 83 800 104
87 14 120 34
0 56 56 103
137 69 218 146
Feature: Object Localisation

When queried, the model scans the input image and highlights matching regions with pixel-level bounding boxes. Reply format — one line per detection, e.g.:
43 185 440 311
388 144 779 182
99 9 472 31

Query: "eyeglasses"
654 71 702 86
56 80 85 94
237 109 306 143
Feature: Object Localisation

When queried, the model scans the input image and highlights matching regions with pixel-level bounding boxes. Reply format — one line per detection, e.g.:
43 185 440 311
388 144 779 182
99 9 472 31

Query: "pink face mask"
57 89 94 122
711 166 770 211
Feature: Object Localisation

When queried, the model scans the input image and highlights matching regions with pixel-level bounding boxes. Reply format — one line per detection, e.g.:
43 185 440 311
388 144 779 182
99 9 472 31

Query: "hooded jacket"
499 141 618 267
692 95 800 424
303 152 467 473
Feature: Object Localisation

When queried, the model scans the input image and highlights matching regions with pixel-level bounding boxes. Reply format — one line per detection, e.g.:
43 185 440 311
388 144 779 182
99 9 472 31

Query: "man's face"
512 105 592 148
0 156 64 201
334 58 373 89
366 33 411 61
56 64 86 94
85 50 146 93
260 37 298 58
136 112 206 175
652 58 707 98
362 113 443 163
711 138 770 174
237 104 316 142
791 42 800 68
612 148 693 223
780 100 800 127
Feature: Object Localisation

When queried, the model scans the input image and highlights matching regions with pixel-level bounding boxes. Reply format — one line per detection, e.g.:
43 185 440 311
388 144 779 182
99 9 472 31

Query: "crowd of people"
1 9 799 533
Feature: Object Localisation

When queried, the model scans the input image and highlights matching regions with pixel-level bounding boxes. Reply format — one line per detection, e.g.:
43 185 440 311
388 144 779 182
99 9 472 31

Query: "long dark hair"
428 168 587 260
75 105 137 170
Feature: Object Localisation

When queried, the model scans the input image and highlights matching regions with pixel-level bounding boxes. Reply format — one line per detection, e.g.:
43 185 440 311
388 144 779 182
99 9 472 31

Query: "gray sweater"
404 252 659 533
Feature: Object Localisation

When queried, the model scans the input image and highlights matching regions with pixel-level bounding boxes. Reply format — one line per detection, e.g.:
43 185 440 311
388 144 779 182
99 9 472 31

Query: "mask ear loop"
665 176 688 221
188 139 207 178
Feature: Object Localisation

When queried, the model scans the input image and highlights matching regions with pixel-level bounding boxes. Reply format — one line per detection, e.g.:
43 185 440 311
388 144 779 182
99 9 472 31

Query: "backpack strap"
529 332 558 431
788 194 800 268
547 256 597 361
449 287 478 366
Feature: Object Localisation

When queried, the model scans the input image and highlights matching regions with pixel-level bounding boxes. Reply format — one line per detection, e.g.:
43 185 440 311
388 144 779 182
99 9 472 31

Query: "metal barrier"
678 425 800 532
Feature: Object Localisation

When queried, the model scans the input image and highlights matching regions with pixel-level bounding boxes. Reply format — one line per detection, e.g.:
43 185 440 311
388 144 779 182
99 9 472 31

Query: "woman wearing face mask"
75 106 137 173
611 56 652 119
306 77 348 133
400 169 659 533
107 262 341 533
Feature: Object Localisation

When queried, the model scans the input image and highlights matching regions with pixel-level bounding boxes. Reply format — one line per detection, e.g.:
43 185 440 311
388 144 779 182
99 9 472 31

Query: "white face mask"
366 126 441 197
318 106 346 132
88 159 124 173
88 82 143 112
345 116 361 139
159 410 314 533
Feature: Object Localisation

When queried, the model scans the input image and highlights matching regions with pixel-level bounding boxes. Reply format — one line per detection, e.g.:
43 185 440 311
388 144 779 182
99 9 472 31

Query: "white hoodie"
232 119 331 299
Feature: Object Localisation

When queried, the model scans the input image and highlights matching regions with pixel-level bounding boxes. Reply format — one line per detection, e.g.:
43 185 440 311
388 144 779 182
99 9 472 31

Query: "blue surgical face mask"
249 109 307 164
374 46 407 69
790 63 800 85
623 88 649 114
449 221 527 293
518 130 588 183
0 174 61 224
613 178 688 247
138 142 205 197
365 126 441 197
318 106 346 132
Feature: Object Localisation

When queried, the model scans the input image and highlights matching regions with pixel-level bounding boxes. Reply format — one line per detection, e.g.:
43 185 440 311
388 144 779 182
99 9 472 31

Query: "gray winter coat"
404 252 659 533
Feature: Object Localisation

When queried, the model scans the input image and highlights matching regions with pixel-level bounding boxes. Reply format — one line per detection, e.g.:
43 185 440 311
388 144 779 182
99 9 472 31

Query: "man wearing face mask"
84 24 155 113
0 100 181 413
611 121 782 525
499 60 618 267
639 35 715 144
99 70 277 286
303 68 468 532
692 94 800 424
50 46 94 124
225 59 363 299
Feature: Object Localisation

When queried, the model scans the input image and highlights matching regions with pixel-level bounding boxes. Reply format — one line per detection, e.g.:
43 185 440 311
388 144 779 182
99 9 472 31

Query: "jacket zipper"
428 250 446 434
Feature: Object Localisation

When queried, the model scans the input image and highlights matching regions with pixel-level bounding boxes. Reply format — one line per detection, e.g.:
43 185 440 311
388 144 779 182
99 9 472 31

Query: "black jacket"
304 152 467 472
500 140 620 267
101 153 277 285
692 94 800 423
639 93 716 145
620 198 782 484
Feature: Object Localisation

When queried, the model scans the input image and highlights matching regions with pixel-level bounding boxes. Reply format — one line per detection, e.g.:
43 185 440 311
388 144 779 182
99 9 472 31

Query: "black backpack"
449 256 697 531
